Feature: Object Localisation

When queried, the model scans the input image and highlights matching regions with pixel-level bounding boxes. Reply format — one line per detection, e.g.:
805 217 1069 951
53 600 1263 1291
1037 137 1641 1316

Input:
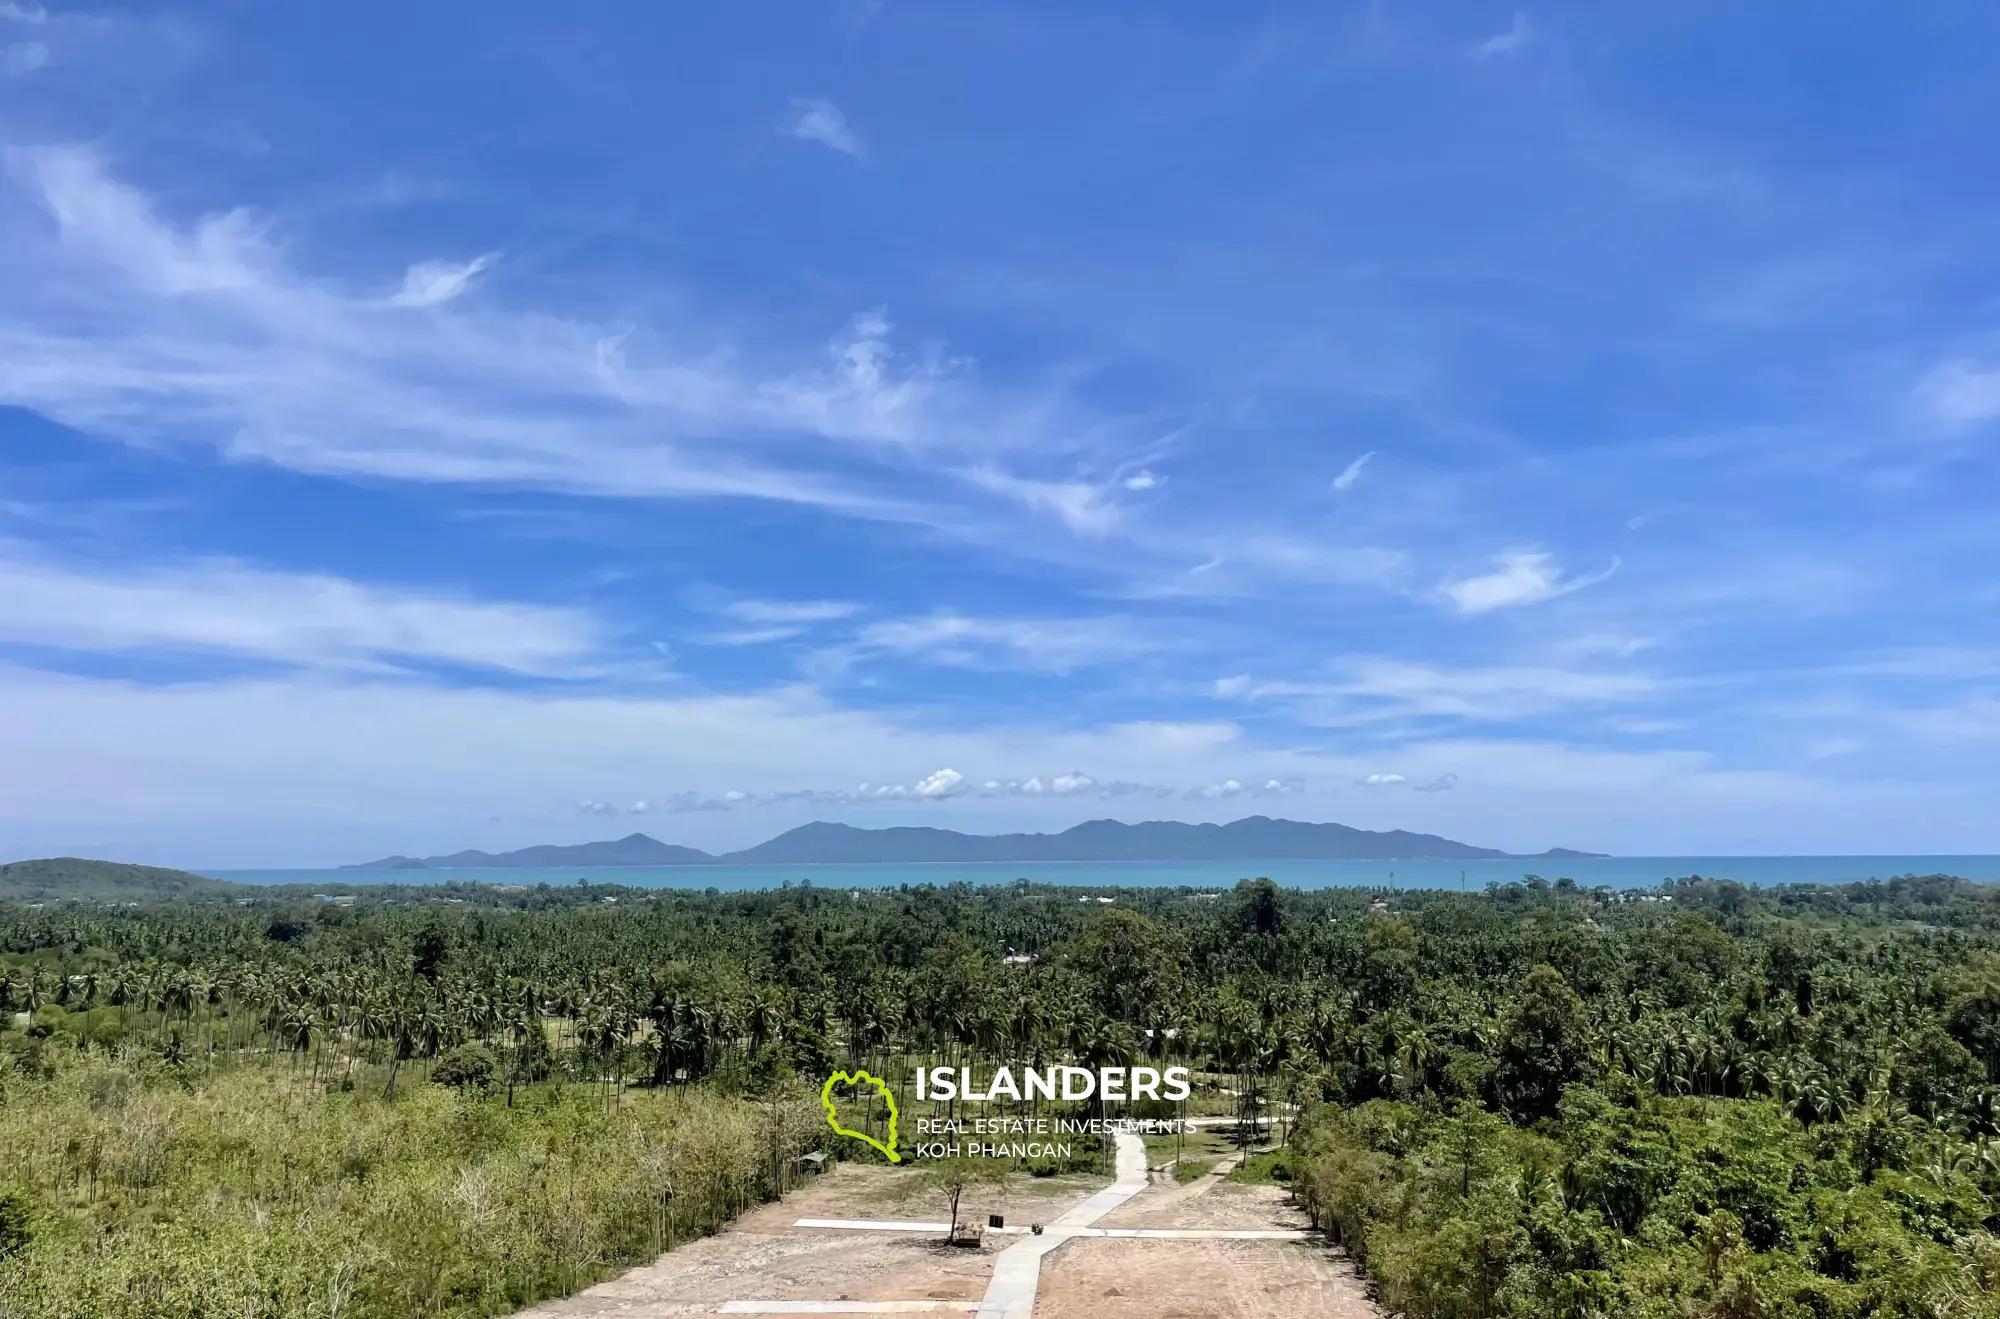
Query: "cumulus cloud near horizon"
574 767 1219 815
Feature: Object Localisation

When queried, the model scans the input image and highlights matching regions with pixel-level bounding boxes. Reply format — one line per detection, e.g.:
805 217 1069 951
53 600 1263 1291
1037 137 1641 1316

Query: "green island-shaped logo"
821 1069 901 1163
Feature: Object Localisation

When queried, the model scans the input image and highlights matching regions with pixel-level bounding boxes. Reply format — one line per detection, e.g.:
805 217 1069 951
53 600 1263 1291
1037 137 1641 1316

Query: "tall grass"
0 1051 822 1319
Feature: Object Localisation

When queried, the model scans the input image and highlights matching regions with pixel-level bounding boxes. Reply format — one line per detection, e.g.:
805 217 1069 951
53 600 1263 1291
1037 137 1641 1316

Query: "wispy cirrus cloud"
786 97 866 159
389 253 496 307
0 539 604 675
0 146 1149 543
1439 551 1618 614
0 145 1454 613
1 39 45 74
964 466 1126 536
851 611 1159 673
692 596 865 646
1331 451 1375 492
1469 12 1533 60
1914 358 2000 433
1216 657 1658 725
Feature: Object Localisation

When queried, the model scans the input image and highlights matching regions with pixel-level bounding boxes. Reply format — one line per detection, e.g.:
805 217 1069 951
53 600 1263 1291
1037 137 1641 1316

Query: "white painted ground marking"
720 1304 979 1314
1081 1227 1310 1239
794 1220 1310 1242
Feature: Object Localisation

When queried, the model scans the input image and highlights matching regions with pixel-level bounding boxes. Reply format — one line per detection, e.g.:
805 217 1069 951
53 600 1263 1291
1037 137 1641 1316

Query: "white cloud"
608 767 1181 811
912 767 965 798
1122 470 1159 491
1914 359 2000 432
1548 632 1655 661
0 3 46 22
2 39 46 74
1358 772 1407 786
1331 451 1375 492
971 775 1175 800
0 539 603 675
0 146 1109 537
1439 551 1617 614
723 598 863 625
966 467 1124 536
695 597 864 646
1469 12 1533 60
1185 775 1300 800
1604 717 1682 735
389 253 496 307
1212 658 1656 725
786 98 866 159
0 147 1413 599
1413 773 1458 792
3 665 1988 863
698 626 810 647
853 612 1156 673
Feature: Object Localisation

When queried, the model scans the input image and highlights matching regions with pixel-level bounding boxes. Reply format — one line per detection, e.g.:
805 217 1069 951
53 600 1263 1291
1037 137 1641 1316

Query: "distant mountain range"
345 816 1605 869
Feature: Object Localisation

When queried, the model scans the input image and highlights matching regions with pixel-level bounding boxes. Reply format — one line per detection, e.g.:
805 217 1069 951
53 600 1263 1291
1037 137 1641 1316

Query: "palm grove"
6 873 2000 1317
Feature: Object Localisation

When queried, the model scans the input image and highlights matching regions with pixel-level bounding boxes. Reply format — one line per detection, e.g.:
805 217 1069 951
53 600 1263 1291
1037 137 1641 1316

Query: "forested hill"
347 814 1603 868
0 857 244 903
348 833 713 870
727 816 1535 862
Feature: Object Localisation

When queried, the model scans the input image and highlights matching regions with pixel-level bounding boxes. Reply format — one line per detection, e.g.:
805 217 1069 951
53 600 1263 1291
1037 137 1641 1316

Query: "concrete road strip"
973 1131 1153 1319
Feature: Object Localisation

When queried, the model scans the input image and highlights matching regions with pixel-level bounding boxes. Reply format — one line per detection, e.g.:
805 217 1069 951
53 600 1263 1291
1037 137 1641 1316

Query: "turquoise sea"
201 855 2000 893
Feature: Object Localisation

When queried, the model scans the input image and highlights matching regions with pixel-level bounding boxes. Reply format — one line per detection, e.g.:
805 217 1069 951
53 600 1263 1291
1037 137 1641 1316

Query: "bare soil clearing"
1035 1239 1376 1319
1097 1179 1309 1231
512 1163 1101 1317
511 1153 1377 1319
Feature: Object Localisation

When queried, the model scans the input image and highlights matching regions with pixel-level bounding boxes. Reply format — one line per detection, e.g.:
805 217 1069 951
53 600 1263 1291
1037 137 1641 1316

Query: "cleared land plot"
1096 1179 1309 1232
513 1162 1104 1318
1034 1238 1375 1319
513 1146 1375 1319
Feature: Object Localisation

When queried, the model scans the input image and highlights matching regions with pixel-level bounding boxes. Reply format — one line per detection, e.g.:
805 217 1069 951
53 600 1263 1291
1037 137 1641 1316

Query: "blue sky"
3 1 2000 866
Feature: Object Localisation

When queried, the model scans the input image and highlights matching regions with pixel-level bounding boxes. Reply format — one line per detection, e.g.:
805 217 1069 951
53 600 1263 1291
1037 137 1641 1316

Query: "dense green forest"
0 857 245 904
6 870 2000 1317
